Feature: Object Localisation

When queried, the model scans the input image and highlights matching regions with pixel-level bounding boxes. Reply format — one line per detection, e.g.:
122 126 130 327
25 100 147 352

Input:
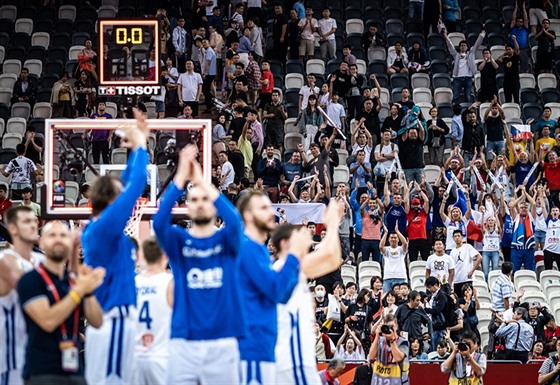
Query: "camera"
380 324 392 335
552 355 559 364
458 341 469 352
369 212 381 224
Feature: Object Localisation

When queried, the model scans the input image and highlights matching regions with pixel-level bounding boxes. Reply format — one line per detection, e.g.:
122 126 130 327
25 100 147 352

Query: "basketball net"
124 197 149 240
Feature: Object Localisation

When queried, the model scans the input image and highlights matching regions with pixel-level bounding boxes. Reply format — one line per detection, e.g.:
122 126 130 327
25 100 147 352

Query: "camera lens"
458 341 469 352
381 324 391 334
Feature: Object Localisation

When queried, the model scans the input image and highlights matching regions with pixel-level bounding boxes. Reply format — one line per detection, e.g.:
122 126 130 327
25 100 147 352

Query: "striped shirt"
491 273 514 312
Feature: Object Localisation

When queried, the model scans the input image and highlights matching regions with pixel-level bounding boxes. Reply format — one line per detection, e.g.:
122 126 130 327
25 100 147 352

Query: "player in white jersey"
271 200 343 385
0 206 43 385
132 237 173 385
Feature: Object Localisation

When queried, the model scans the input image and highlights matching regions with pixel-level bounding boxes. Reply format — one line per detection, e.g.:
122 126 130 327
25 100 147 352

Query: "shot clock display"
98 19 160 86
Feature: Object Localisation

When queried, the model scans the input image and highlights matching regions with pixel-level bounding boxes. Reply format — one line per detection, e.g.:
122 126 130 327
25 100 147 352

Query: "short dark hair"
345 281 357 290
5 205 34 226
407 290 420 302
400 282 411 290
453 229 463 236
425 276 440 288
343 44 352 50
16 144 25 155
142 236 164 264
461 330 478 346
270 223 295 251
271 89 281 96
501 261 513 275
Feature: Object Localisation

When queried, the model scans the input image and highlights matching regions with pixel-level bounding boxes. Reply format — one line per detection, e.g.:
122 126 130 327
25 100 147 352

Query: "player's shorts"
0 369 23 385
276 365 322 385
167 337 240 385
85 305 137 385
240 360 276 385
131 355 168 385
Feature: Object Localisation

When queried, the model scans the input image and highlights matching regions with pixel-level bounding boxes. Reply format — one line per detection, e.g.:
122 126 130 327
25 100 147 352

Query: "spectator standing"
497 39 521 104
298 7 318 61
494 307 534 363
529 0 549 33
247 19 263 62
441 0 460 33
346 65 363 121
482 215 501 280
87 101 113 165
427 106 450 167
218 151 235 192
22 127 43 167
380 225 409 293
318 8 337 63
237 27 253 69
477 49 499 102
399 125 426 185
510 187 537 272
381 104 402 137
17 222 105 385
426 239 455 288
257 145 283 203
450 104 464 147
293 0 305 19
409 0 424 21
491 262 514 313
406 188 431 261
227 139 245 183
351 126 373 163
373 130 399 179
1 144 38 200
273 4 288 61
449 230 482 295
349 149 371 191
361 196 384 263
484 100 506 160
383 176 409 235
11 68 36 107
535 19 556 74
287 10 300 61
395 290 433 341
362 24 386 62
423 0 442 36
461 105 486 165
257 61 274 114
445 30 485 103
369 315 409 385
533 107 558 138
50 72 75 118
509 3 530 73
299 74 320 114
177 60 203 117
164 57 180 117
21 187 40 218
201 39 217 113
425 277 449 351
73 71 95 117
172 18 188 72
245 52 262 106
77 39 98 80
263 90 287 150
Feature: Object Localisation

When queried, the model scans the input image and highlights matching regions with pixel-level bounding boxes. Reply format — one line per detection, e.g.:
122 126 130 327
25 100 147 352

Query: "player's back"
275 272 321 385
0 250 43 374
135 272 173 358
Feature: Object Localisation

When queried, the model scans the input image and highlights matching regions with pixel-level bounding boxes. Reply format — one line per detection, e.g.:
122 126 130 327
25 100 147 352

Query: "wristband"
83 292 94 298
69 290 81 305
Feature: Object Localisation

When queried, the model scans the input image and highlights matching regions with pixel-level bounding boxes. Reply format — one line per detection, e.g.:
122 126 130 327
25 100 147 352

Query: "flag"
510 124 532 141
454 188 468 216
272 203 325 224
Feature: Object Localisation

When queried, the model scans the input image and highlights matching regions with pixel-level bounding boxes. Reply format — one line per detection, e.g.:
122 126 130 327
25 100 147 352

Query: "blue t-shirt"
501 214 514 247
82 148 148 311
283 162 303 183
350 162 371 188
153 184 245 341
293 1 305 19
514 161 535 188
238 235 300 362
510 26 529 49
385 204 407 234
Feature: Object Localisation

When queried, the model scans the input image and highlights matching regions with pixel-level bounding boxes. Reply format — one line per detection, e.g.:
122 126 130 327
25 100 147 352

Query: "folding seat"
487 33 506 47
285 74 304 89
2 133 22 150
72 32 90 47
98 5 117 19
412 87 432 103
427 33 445 48
429 47 447 62
447 32 466 47
482 6 501 22
386 34 404 48
465 20 483 36
40 74 59 89
14 19 33 36
368 60 386 76
6 47 25 62
58 5 77 21
0 19 14 35
522 103 542 122
0 88 12 105
44 61 64 76
31 32 50 48
436 103 454 118
347 33 362 49
23 60 42 77
48 47 68 64
433 87 453 104
390 73 409 90
345 7 363 20
2 59 21 76
77 6 98 22
519 73 536 89
11 102 31 120
74 19 94 34
286 60 304 75
485 20 503 35
68 45 85 61
54 19 73 34
346 19 364 35
33 20 53 34
0 33 9 48
27 46 46 62
406 20 423 34
51 33 71 48
519 88 540 105
284 89 300 105
430 60 449 74
462 6 482 21
383 7 401 21
406 33 425 48
33 102 52 119
6 117 27 136
538 73 558 90
18 6 37 20
385 19 404 35
0 73 17 89
541 88 560 104
0 5 17 22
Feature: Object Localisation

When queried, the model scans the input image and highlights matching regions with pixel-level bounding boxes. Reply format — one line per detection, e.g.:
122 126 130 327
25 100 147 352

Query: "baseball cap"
529 301 540 309
411 198 421 205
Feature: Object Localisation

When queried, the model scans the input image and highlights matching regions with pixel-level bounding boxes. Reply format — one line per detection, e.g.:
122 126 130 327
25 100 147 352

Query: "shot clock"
98 19 160 86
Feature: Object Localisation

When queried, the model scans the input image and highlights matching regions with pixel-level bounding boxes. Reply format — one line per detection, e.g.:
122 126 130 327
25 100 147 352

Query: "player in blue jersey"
152 144 245 385
81 109 150 385
236 190 311 385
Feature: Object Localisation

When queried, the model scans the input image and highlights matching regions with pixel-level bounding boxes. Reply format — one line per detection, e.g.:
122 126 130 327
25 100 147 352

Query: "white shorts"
167 338 240 385
240 360 275 385
131 355 168 385
529 8 547 26
276 366 322 385
0 369 23 385
85 306 137 385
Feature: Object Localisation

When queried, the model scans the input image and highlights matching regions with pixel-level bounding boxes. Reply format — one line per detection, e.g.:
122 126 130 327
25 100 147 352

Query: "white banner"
272 203 325 224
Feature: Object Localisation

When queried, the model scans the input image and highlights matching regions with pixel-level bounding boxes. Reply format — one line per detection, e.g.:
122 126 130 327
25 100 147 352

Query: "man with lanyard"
383 174 409 235
510 185 537 272
441 331 486 385
17 221 105 385
81 110 149 385
369 314 409 385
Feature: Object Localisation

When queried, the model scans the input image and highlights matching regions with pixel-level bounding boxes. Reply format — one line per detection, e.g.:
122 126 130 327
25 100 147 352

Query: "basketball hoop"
124 197 149 240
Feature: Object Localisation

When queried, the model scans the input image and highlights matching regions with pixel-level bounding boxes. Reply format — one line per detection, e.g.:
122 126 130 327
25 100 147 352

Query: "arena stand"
0 0 560 384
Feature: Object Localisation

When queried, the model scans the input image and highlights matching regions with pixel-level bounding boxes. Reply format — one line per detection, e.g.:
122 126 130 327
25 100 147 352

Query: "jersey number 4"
139 301 153 330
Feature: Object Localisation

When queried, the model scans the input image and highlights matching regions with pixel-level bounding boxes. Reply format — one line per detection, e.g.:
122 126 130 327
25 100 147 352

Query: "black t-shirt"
485 115 505 141
273 13 288 40
24 134 43 164
328 70 351 97
315 297 329 324
345 303 372 332
227 150 245 183
398 137 425 169
357 106 381 139
400 100 415 115
17 268 85 378
502 53 520 79
193 5 207 29
229 117 246 141
480 62 497 88
538 30 556 53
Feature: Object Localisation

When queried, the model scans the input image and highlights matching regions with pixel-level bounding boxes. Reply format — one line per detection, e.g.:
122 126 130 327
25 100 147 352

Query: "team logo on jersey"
187 267 223 289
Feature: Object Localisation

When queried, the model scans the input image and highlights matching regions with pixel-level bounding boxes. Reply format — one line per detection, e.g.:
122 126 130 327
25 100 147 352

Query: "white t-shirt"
177 71 203 102
326 101 345 128
374 142 398 173
351 143 372 161
426 253 455 283
299 85 320 110
444 217 468 251
6 156 37 184
383 245 407 280
482 229 500 252
318 18 337 41
220 161 235 189
165 66 179 83
545 218 560 253
535 207 547 232
449 244 479 284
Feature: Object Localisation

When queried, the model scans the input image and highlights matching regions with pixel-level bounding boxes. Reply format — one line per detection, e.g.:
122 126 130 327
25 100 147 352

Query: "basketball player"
236 191 311 385
272 201 344 385
0 206 43 385
132 237 173 385
82 109 150 385
152 145 245 385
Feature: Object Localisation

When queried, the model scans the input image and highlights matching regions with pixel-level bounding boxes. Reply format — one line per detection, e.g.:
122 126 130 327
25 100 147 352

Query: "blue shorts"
535 230 546 243
155 101 165 113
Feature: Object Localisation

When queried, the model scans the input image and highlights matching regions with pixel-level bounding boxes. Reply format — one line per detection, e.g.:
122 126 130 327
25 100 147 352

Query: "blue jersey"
82 148 148 312
153 182 245 341
238 235 300 362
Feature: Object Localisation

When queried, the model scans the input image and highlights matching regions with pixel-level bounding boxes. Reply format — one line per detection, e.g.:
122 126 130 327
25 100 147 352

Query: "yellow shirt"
507 139 527 166
238 136 253 171
536 137 556 159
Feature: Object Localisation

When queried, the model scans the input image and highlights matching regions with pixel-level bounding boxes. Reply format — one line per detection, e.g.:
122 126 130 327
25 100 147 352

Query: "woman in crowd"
409 338 429 361
73 70 96 117
50 71 75 118
481 214 501 280
381 290 399 319
77 39 98 81
530 340 546 361
299 95 324 151
346 64 364 121
368 276 384 318
343 282 358 305
426 106 450 167
345 288 372 344
334 325 366 361
459 284 480 341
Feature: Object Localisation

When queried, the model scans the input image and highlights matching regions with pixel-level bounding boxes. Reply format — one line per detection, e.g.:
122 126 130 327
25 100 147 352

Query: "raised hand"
288 227 313 260
74 265 106 297
120 108 149 150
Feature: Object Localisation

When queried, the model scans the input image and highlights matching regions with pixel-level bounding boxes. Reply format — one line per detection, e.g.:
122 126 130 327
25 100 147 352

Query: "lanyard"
37 264 79 341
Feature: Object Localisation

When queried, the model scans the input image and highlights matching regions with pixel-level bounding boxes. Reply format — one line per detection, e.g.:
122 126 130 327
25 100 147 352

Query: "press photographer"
368 315 409 385
441 331 487 385
538 340 560 385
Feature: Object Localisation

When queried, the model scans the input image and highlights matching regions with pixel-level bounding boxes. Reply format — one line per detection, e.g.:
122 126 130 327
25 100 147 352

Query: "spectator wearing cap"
177 60 203 117
494 307 534 363
387 41 409 75
1 144 38 200
406 186 431 261
490 261 514 313
527 302 551 344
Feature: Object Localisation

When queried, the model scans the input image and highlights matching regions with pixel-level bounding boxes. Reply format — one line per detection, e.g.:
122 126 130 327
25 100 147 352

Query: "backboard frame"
42 118 212 220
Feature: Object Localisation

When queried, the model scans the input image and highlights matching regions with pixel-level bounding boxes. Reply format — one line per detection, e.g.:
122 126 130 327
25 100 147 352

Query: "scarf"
512 214 534 249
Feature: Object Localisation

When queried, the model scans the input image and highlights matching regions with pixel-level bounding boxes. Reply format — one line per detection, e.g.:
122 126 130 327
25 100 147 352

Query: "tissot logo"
98 86 160 96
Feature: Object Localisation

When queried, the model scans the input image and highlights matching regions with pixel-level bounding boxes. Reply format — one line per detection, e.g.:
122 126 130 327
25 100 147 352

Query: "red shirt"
543 161 560 191
260 70 274 93
407 209 428 240
544 326 560 345
0 197 13 218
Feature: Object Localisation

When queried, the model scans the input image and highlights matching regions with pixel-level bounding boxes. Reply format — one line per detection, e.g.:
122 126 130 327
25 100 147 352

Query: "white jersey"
426 253 455 283
274 270 321 385
0 249 43 374
135 272 173 358
545 218 560 253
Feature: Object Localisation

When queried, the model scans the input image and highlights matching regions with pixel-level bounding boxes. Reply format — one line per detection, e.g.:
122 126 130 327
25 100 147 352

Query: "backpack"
443 293 459 327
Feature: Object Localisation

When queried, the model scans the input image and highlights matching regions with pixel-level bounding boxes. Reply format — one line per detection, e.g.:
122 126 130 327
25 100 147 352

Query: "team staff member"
17 221 105 385
153 145 245 385
82 109 149 385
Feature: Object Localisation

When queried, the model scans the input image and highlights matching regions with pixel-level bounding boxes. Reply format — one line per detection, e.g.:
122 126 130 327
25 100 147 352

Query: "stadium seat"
430 60 449 74
390 73 409 89
6 117 27 136
23 59 42 77
31 31 50 48
356 59 367 75
286 60 304 75
14 18 33 36
540 270 560 283
502 103 521 120
519 73 536 89
368 47 386 62
436 103 454 118
346 19 364 35
306 59 325 76
74 19 94 34
65 181 80 204
423 165 441 184
98 5 117 19
32 102 52 119
72 32 91 47
336 149 348 165
333 165 350 185
520 88 540 105
40 74 59 90
358 260 381 277
11 102 30 120
0 73 17 89
391 87 403 103
385 19 404 35
411 73 431 89
465 19 484 36
111 148 128 165
546 103 560 119
432 74 452 89
412 88 432 104
379 88 391 105
105 102 118 119
368 60 386 76
538 73 558 90
48 47 68 63
285 73 304 89
284 118 299 134
44 60 64 76
447 32 466 47
6 47 25 62
69 45 85 61
33 20 53 34
2 133 22 150
521 291 547 306
416 102 433 118
490 45 505 60
541 88 560 104
409 260 426 277
433 87 453 105
0 46 4 64
58 5 77 21
487 33 506 47
284 133 304 152
144 102 156 119
0 5 17 22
